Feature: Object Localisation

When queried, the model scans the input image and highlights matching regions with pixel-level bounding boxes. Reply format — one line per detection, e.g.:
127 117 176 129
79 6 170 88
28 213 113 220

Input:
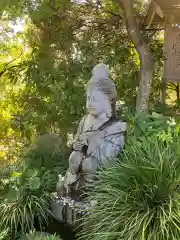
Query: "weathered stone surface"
51 193 94 226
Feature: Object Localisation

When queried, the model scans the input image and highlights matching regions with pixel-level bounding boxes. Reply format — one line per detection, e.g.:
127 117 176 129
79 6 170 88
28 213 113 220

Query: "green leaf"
5 187 20 202
11 171 22 178
29 177 40 190
26 169 38 178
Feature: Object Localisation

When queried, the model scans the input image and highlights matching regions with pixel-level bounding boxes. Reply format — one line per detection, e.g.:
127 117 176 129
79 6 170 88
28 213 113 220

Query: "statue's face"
86 88 111 117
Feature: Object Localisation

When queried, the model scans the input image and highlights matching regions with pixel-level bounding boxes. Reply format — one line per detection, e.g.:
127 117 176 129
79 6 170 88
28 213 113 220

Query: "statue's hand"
73 141 85 151
73 134 88 151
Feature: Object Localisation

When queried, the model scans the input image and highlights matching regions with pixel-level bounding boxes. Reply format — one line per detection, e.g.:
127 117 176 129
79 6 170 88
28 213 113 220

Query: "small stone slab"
51 193 95 227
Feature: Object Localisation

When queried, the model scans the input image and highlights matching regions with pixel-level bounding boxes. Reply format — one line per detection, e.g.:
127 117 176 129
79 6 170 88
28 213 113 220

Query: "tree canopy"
1 2 180 239
0 0 170 160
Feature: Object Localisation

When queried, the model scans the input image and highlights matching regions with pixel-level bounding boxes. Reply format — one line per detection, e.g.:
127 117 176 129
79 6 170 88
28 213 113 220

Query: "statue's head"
86 63 116 118
92 63 109 80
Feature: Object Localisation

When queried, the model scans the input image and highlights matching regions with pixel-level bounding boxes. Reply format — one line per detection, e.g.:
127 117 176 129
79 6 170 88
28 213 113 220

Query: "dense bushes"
1 113 180 240
21 133 69 192
19 231 62 240
81 122 180 240
0 133 68 239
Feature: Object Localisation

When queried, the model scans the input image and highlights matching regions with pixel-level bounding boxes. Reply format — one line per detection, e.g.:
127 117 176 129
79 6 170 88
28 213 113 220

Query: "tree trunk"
119 0 154 113
176 83 179 100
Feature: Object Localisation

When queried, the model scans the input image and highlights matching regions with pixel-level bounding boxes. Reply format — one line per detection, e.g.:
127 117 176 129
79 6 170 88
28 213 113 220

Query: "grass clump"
0 192 51 239
0 228 9 240
0 133 68 239
81 137 180 240
19 231 62 240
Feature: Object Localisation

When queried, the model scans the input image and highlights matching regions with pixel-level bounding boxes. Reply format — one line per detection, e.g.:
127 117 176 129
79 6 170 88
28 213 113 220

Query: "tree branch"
0 52 23 78
167 83 177 91
1 52 23 71
0 63 25 78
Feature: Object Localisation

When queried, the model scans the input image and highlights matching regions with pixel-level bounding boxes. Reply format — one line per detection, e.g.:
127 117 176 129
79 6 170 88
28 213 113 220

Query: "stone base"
51 193 95 227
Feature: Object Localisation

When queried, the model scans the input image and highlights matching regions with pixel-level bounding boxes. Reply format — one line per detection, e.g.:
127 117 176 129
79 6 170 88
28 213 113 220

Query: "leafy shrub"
0 133 69 239
81 136 180 240
0 190 51 239
0 173 50 239
19 231 62 240
126 112 171 137
21 133 69 192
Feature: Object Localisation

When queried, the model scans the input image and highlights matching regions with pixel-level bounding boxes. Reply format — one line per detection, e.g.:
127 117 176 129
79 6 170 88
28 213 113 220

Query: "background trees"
0 0 167 159
0 1 180 239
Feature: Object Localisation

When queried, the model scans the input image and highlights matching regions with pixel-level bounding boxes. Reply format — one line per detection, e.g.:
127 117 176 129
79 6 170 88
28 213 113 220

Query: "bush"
0 190 51 239
0 133 69 239
81 136 180 240
126 112 171 137
19 231 62 240
21 133 69 192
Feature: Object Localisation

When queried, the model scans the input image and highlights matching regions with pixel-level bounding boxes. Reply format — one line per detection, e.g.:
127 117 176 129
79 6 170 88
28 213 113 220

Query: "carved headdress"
86 63 117 118
86 63 117 105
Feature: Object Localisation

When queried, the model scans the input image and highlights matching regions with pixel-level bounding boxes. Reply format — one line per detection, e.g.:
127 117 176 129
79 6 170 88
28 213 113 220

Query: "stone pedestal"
51 193 93 227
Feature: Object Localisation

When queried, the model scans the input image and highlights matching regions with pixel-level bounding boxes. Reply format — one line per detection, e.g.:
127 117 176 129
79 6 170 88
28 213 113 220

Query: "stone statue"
57 63 126 198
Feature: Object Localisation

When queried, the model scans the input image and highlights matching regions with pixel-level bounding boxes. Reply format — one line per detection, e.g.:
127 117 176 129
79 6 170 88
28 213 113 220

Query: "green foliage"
20 231 62 240
0 192 51 239
0 0 167 159
127 112 171 138
21 133 69 191
0 228 9 240
0 163 52 238
0 1 180 239
0 133 69 239
81 136 180 240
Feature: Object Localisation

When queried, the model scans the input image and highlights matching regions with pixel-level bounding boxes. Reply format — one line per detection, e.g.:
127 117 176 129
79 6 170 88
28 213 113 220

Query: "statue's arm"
72 117 87 151
73 117 85 142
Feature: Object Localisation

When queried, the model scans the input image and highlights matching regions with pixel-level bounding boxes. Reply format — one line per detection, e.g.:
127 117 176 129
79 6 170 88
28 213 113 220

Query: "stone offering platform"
51 193 96 227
